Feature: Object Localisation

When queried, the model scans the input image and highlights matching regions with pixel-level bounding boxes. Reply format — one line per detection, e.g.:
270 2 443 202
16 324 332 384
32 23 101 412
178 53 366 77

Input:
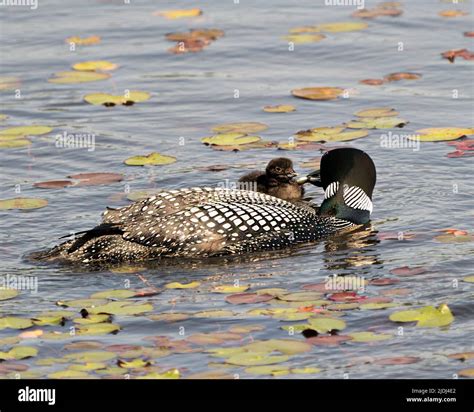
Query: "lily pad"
72 61 118 71
90 289 135 299
463 275 474 283
64 350 116 363
354 107 399 118
0 126 52 136
84 91 150 106
389 303 454 327
412 127 473 142
346 117 407 129
88 301 153 316
244 339 312 355
212 284 249 293
49 369 89 379
315 22 369 32
124 152 177 166
283 34 325 43
296 129 369 142
384 72 421 82
155 8 202 19
225 353 289 366
201 134 261 146
48 71 110 84
76 323 120 335
211 122 268 134
57 298 108 308
0 346 38 360
0 198 48 210
263 104 296 113
66 35 101 45
245 365 290 376
291 87 343 101
165 281 201 289
0 289 19 301
0 138 32 149
308 317 346 333
0 317 33 330
193 310 235 318
226 292 274 305
348 332 392 342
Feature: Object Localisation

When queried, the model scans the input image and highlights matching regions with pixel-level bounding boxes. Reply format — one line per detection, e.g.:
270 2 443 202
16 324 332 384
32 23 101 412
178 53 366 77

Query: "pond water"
0 0 473 379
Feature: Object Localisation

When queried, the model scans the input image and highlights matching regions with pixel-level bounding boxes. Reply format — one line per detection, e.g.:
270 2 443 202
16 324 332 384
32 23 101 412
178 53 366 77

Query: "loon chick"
36 148 376 265
238 157 303 201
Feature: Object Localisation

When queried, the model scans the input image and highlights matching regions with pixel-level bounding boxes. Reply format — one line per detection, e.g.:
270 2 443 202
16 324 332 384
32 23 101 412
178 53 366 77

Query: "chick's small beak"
286 169 298 179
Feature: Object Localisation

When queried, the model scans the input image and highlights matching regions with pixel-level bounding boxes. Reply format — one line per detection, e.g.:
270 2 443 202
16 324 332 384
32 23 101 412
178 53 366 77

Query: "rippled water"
0 0 473 379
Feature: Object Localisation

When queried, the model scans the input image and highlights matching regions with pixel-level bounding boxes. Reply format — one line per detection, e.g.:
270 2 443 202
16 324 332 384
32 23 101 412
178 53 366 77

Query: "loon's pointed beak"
296 169 322 186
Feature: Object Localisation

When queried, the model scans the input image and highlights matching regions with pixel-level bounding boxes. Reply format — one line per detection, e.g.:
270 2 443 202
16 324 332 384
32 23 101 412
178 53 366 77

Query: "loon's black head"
317 148 376 224
266 157 297 183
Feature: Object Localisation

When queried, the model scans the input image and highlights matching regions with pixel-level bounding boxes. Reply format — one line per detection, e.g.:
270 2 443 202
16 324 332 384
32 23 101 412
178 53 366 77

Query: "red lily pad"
374 356 420 365
370 278 400 286
447 150 474 158
302 283 328 292
69 172 124 186
225 293 274 305
390 266 428 277
359 79 384 86
441 49 474 63
306 335 352 346
33 180 74 189
328 292 366 302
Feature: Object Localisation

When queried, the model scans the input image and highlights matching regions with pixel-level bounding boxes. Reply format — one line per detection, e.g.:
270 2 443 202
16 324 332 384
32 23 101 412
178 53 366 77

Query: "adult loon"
35 148 376 265
238 157 304 201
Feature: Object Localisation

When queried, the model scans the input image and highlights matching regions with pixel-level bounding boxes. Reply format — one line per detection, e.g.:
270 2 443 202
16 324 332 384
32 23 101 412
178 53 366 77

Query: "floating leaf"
315 22 369 32
149 313 189 322
374 356 420 365
272 312 312 321
447 352 474 361
76 323 120 335
18 330 43 339
0 346 38 360
439 10 468 17
226 292 274 305
283 34 325 43
413 127 473 142
69 172 124 186
0 76 21 90
124 152 177 166
348 332 392 342
72 61 118 71
245 365 289 376
32 315 65 326
66 35 101 45
33 180 74 189
84 91 150 106
136 368 180 379
291 367 321 374
384 72 421 82
359 79 384 86
155 8 202 19
202 134 261 146
308 317 346 333
278 291 323 302
306 335 352 345
441 48 474 62
291 87 343 101
0 138 31 149
117 358 151 369
263 105 296 113
211 122 268 134
88 301 153 316
0 289 19 301
57 298 108 308
212 284 249 293
49 71 110 84
296 129 368 142
49 369 89 379
90 289 135 299
389 304 454 327
354 107 399 118
73 314 111 324
244 339 312 355
0 317 33 330
346 117 407 129
64 350 116 363
0 198 48 210
389 266 427 276
359 302 397 310
165 281 201 289
225 353 289 366
0 126 52 136
463 275 474 283
193 310 235 318
458 368 474 377
69 362 107 371
228 324 264 334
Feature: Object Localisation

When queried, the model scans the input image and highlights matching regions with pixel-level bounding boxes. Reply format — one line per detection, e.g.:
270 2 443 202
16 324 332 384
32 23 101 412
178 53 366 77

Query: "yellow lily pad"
69 362 107 371
389 303 454 327
84 91 151 106
136 368 180 379
245 365 290 376
359 302 398 310
0 289 19 301
212 284 250 293
291 367 321 374
73 314 111 324
412 127 474 142
201 133 261 146
463 275 474 283
32 315 65 326
66 35 101 45
225 352 289 366
72 60 118 71
291 87 343 100
49 370 89 379
155 8 202 19
354 107 399 118
283 34 326 43
149 313 190 322
0 76 21 90
346 117 407 129
117 358 151 369
57 298 108 308
0 346 38 360
64 351 116 363
211 122 268 134
0 138 31 149
308 317 346 333
0 126 52 136
76 323 120 335
49 71 110 84
90 289 136 299
243 339 312 355
315 22 369 33
124 152 177 166
296 129 369 142
263 104 296 113
348 331 392 342
165 281 201 289
459 368 474 377
0 198 48 210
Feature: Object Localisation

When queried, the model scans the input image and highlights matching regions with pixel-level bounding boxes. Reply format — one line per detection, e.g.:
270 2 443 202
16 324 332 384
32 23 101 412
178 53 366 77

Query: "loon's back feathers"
35 148 376 265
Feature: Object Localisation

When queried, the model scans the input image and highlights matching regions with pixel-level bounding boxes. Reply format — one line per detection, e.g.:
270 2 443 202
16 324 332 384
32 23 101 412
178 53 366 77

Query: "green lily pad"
124 152 177 166
90 289 136 299
308 317 347 333
136 368 180 379
243 339 312 355
57 298 108 308
0 138 32 149
87 301 153 316
291 367 321 374
76 323 120 335
245 365 290 376
354 107 399 118
0 317 33 330
149 313 190 322
117 358 151 368
463 275 474 283
295 129 369 142
212 284 250 293
201 134 261 146
389 303 454 327
359 302 398 310
348 331 392 342
225 352 289 366
0 289 19 301
69 362 107 371
73 314 111 324
211 122 268 134
0 198 48 210
164 281 201 289
48 370 89 379
346 117 408 129
32 315 65 326
0 126 52 136
193 310 235 318
0 346 38 360
63 350 117 363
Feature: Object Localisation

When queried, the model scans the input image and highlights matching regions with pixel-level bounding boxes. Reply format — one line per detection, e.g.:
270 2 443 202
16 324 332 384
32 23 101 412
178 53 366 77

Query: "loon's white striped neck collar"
324 181 373 214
